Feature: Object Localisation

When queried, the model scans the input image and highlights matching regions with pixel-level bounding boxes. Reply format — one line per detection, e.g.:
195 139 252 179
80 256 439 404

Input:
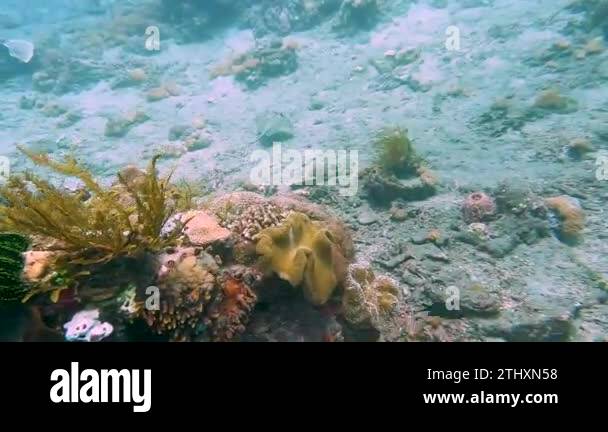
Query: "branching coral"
341 263 400 331
256 212 345 306
0 147 180 263
0 233 29 301
220 201 290 241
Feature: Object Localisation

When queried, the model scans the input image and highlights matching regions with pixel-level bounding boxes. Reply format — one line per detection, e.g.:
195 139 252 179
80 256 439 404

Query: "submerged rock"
255 111 295 146
245 0 342 36
485 314 574 342
333 0 380 34
531 89 578 114
357 207 378 225
425 282 502 319
361 166 437 204
105 110 150 138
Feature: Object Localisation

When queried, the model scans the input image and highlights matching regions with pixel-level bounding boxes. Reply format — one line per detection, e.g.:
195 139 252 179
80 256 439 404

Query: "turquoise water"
1 0 607 342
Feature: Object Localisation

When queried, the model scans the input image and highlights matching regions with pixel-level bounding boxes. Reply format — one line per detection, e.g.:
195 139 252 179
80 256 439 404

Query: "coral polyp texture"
545 195 585 243
142 248 218 341
205 266 259 342
342 263 400 332
256 212 346 306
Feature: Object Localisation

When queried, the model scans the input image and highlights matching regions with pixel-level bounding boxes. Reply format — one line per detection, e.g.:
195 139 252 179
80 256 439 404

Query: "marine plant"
255 212 344 306
0 147 180 264
374 127 419 176
0 233 29 301
172 179 206 212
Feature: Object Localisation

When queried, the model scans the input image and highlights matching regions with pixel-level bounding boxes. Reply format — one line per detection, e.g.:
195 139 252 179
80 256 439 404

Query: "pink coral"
462 192 496 223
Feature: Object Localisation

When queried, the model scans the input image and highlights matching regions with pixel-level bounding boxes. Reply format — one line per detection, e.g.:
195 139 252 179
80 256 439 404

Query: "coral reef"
141 250 258 342
206 191 353 273
545 195 585 243
0 233 29 301
341 263 400 333
210 193 289 240
205 266 259 341
142 248 218 341
256 212 347 306
180 210 232 246
462 192 497 223
0 158 396 341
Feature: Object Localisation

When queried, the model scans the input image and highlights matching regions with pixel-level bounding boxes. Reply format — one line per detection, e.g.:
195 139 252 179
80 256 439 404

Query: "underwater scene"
0 0 607 342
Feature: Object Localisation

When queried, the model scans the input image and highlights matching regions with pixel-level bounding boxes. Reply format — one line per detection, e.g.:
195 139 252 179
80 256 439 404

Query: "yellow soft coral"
545 195 585 242
255 212 340 306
